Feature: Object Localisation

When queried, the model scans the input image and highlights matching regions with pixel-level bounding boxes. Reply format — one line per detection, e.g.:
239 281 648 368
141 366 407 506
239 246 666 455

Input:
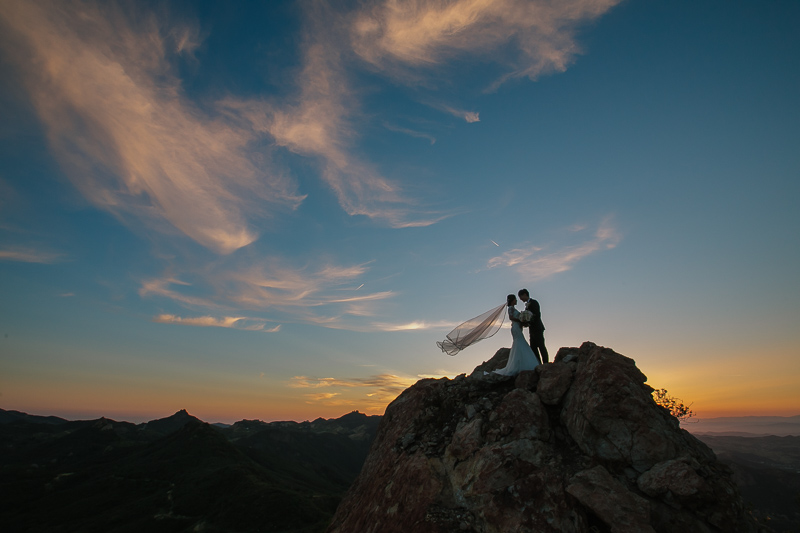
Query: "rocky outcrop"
327 342 765 533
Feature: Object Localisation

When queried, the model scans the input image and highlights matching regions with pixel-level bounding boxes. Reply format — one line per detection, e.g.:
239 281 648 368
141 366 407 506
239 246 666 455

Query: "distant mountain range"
0 408 70 425
3 407 798 532
684 414 800 437
0 407 381 533
694 434 800 532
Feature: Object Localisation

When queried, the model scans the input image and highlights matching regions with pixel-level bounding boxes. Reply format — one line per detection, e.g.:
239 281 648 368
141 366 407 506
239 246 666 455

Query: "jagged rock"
637 457 707 498
491 388 550 442
560 343 716 473
327 342 764 533
513 369 539 391
535 361 574 405
447 417 483 461
566 465 655 533
469 348 509 377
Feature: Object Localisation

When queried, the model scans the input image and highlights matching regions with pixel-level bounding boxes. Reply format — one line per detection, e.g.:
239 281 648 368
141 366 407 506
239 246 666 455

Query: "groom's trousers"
529 331 549 365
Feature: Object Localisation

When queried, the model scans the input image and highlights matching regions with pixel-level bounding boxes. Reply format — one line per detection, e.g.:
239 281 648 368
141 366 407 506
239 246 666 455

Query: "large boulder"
559 344 716 472
327 342 765 533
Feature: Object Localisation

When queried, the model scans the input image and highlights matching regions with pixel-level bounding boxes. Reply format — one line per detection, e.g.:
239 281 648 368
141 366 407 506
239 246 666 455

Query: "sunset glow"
1 0 798 424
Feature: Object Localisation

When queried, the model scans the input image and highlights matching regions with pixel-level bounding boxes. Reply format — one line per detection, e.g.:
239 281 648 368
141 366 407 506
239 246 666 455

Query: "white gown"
493 306 540 376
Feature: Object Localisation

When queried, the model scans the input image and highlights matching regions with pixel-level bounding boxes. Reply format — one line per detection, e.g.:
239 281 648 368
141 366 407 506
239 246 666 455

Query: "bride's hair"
507 294 516 306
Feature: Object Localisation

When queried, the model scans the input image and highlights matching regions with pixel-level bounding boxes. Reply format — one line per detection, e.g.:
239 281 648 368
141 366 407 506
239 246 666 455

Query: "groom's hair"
518 288 529 298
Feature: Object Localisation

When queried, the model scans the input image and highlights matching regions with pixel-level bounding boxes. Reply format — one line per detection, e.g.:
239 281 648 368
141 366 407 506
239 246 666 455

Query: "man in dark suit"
518 288 549 364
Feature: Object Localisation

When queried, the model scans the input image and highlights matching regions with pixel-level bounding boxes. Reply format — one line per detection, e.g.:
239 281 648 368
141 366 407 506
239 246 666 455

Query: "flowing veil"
437 303 506 356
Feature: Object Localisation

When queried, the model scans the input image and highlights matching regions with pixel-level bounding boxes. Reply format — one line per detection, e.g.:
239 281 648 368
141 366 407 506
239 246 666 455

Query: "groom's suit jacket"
525 299 545 333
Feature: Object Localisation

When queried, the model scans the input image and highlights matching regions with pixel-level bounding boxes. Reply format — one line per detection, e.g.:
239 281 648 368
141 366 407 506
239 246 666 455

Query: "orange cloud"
152 314 280 332
370 320 459 332
0 1 304 254
223 40 449 229
289 373 417 409
138 257 402 331
350 0 622 88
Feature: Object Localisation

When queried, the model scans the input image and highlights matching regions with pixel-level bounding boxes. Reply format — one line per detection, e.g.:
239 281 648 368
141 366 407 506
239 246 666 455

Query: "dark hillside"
696 435 800 532
3 403 796 532
0 411 378 532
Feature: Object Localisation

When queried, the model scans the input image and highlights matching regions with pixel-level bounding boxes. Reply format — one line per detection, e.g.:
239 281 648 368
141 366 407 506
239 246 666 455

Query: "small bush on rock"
652 388 695 421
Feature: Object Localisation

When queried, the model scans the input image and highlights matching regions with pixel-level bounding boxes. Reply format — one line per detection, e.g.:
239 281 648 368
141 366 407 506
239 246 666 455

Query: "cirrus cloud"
288 373 417 409
350 0 622 88
0 0 305 254
152 314 280 332
0 247 64 263
370 319 459 332
488 217 621 279
138 257 400 331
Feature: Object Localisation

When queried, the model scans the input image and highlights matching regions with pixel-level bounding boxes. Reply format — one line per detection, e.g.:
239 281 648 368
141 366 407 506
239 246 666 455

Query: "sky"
0 0 798 424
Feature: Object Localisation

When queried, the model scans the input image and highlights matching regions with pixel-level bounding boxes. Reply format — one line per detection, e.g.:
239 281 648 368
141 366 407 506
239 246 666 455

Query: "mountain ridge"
4 406 796 436
685 415 800 437
2 374 797 531
0 406 380 429
0 408 380 532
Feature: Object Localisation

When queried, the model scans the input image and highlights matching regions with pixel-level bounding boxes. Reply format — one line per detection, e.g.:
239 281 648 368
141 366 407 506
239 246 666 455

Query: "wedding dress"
492 306 540 376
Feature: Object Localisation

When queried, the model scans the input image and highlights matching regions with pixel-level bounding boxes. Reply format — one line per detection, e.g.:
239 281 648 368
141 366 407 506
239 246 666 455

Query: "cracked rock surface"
327 342 765 533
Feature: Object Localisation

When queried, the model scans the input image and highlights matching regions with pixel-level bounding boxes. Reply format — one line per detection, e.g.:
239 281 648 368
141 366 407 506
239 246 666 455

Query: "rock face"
327 342 764 533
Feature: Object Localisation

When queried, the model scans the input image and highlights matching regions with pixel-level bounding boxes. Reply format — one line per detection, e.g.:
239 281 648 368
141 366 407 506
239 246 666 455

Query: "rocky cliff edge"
327 342 765 533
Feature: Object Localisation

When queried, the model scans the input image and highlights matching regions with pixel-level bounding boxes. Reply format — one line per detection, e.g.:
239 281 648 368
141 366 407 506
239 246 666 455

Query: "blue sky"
1 0 798 422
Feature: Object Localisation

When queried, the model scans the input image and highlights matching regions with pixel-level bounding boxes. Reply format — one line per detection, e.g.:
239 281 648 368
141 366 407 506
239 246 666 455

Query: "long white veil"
437 303 506 356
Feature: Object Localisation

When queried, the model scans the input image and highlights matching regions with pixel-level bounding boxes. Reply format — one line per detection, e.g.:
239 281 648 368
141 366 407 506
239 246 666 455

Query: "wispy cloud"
0 1 304 254
350 0 622 88
290 373 414 390
138 258 400 331
288 373 416 407
140 256 472 333
370 319 459 332
383 122 437 144
305 392 341 402
488 246 544 269
222 261 391 311
139 278 216 309
225 44 449 229
0 0 616 250
0 248 64 263
152 314 279 331
242 0 618 230
433 104 480 123
488 217 621 279
1 1 623 337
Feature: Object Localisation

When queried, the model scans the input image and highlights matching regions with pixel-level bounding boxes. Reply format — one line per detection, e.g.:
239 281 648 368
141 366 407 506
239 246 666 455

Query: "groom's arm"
529 299 541 319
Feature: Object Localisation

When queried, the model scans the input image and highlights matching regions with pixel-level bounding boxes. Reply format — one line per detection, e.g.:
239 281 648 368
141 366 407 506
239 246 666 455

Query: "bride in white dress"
492 294 540 376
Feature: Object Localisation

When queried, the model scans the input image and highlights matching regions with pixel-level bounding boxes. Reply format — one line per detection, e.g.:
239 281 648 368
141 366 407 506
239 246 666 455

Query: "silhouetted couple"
436 288 549 371
492 289 549 377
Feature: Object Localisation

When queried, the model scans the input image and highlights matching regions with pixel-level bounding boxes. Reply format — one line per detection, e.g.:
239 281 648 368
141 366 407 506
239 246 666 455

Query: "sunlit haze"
1 0 798 423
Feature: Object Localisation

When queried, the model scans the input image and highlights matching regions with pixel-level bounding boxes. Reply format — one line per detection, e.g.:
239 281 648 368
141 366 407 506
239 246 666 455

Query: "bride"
492 294 540 376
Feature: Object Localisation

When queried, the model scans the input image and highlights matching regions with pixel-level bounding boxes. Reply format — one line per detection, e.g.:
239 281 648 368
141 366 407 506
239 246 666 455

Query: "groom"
518 288 549 364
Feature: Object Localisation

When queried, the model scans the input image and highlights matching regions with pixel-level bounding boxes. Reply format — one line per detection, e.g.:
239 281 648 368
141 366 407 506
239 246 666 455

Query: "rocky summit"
327 342 764 533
